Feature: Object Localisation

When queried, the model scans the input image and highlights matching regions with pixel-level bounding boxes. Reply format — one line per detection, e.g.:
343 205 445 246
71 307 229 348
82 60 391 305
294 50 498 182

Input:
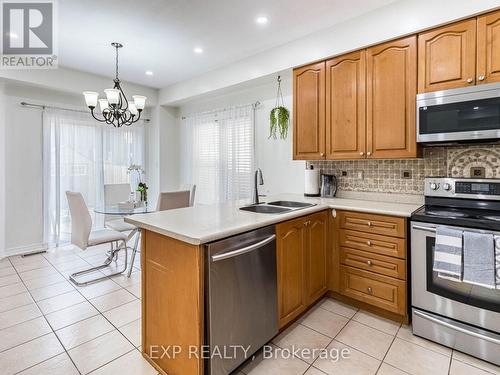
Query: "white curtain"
43 108 145 245
183 104 255 205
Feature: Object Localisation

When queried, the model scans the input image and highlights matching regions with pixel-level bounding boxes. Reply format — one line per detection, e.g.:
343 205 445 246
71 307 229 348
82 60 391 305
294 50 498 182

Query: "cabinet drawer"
340 265 406 315
340 247 406 280
338 211 406 238
339 229 406 259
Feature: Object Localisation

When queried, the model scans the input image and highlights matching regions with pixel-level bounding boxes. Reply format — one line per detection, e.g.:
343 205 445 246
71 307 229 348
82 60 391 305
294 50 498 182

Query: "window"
43 108 145 245
183 104 254 205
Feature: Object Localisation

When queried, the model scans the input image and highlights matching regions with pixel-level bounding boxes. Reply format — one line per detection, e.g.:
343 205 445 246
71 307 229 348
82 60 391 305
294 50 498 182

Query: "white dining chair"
180 184 197 206
156 190 191 211
104 183 137 235
66 191 129 286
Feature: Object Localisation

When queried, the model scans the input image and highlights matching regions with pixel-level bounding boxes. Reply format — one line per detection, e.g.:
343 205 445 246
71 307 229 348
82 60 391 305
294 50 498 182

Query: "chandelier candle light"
83 43 147 127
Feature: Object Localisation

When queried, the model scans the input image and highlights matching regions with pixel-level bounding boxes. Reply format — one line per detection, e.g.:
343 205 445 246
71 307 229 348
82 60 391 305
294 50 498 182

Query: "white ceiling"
59 0 399 89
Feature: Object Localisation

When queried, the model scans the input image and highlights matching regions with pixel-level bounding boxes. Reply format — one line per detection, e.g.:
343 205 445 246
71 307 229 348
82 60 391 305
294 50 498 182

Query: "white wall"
178 74 305 196
160 0 500 104
0 81 6 258
0 67 158 105
145 105 180 209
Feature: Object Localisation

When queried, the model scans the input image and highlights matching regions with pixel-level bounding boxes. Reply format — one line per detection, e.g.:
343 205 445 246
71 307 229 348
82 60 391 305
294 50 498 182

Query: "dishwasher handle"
211 234 276 262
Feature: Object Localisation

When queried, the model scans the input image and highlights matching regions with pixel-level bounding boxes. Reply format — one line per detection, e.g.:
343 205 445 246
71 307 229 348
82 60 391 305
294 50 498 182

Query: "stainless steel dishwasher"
206 225 278 375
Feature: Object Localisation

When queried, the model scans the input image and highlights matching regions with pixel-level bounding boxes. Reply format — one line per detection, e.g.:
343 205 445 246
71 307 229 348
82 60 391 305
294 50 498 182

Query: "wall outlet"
402 170 412 179
357 171 364 179
470 167 485 178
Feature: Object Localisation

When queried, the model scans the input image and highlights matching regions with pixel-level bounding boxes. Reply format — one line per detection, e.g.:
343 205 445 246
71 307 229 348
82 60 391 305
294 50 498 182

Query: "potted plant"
128 164 148 205
269 76 290 140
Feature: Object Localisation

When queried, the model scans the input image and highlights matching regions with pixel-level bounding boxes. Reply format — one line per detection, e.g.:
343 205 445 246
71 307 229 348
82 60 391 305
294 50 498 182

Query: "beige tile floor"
0 244 499 375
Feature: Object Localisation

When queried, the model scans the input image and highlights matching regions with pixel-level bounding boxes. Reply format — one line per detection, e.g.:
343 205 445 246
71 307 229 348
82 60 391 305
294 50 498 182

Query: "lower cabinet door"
305 211 328 304
276 217 307 328
340 265 406 315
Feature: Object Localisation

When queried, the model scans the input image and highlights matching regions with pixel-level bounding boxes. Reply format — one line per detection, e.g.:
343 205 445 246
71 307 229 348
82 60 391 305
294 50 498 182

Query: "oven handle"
414 310 500 345
412 225 437 233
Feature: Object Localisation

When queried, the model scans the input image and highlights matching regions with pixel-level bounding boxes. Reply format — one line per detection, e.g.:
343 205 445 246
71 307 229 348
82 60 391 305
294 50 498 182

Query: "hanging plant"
269 75 290 140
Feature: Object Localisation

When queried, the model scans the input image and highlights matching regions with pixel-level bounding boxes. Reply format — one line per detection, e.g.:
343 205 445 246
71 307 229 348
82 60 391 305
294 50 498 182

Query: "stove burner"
426 210 467 218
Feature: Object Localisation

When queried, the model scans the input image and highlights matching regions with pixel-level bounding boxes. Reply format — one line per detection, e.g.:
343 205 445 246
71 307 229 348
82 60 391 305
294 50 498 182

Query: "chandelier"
83 42 146 127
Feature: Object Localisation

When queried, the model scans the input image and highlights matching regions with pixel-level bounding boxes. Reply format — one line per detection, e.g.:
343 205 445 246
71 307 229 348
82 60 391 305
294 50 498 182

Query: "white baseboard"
3 243 48 258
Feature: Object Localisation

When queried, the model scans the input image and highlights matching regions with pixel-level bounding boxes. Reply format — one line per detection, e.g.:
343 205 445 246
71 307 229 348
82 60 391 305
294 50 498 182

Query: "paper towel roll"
304 167 320 197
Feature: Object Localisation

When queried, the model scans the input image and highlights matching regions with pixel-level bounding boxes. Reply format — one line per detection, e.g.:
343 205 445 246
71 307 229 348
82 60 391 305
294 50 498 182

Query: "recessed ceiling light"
193 47 203 54
145 70 153 76
256 16 268 25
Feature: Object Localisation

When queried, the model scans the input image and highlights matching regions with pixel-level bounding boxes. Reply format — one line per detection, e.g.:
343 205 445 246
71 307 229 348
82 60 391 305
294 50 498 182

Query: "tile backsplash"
308 144 500 195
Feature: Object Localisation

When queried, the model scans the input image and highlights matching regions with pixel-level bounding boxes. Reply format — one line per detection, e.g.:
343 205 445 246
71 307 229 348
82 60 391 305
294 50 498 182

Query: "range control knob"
430 182 439 191
443 183 452 191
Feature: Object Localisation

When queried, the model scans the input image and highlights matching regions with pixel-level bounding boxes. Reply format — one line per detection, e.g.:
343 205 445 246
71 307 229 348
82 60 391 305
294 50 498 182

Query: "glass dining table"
94 204 153 277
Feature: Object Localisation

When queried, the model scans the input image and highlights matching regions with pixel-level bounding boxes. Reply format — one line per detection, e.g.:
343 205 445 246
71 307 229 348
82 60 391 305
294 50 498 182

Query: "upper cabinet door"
325 51 366 160
477 10 500 84
293 62 326 160
418 19 477 92
366 36 418 159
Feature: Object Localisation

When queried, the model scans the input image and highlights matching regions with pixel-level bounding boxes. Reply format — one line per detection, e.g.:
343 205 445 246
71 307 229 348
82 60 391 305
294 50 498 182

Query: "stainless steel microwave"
417 82 500 143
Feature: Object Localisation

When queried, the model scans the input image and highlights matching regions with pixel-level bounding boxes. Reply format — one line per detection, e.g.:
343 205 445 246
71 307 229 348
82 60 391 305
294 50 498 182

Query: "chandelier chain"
115 45 119 81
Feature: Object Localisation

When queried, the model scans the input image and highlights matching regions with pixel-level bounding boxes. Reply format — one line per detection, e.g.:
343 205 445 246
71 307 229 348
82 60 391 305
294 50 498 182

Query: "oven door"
411 221 500 333
417 85 500 143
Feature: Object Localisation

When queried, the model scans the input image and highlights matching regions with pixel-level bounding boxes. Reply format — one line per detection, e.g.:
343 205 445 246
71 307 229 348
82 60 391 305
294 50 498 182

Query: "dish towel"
463 231 495 289
495 236 500 289
433 227 463 280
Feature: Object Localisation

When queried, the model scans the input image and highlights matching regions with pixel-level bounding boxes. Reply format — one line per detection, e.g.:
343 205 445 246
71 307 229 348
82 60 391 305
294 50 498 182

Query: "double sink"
240 200 316 214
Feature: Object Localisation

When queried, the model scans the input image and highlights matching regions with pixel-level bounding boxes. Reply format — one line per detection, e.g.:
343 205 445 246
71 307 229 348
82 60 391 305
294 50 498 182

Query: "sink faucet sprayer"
254 168 264 204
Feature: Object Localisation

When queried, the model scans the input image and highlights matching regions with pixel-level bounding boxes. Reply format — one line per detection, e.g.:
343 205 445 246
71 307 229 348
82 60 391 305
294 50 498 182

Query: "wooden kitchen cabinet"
477 10 500 84
366 36 418 159
304 211 328 304
335 210 408 320
325 51 366 159
293 62 326 160
418 19 477 92
276 210 328 328
294 38 418 160
276 216 307 328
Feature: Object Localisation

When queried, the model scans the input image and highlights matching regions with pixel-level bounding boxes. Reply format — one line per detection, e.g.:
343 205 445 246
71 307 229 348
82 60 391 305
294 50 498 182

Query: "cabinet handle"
367 241 372 246
478 75 485 81
367 260 373 266
367 221 373 227
367 287 373 294
467 78 473 83
367 152 372 156
320 153 325 157
359 152 364 156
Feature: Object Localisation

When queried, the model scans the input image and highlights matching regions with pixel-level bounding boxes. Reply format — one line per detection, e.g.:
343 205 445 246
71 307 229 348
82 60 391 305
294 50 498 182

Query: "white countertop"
125 193 423 245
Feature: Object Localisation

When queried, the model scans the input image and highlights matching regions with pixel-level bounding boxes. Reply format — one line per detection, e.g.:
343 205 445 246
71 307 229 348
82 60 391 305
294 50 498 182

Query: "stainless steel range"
411 178 500 365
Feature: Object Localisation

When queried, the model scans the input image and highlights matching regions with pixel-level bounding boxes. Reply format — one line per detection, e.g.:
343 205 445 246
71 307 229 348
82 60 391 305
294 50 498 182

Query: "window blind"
184 104 255 205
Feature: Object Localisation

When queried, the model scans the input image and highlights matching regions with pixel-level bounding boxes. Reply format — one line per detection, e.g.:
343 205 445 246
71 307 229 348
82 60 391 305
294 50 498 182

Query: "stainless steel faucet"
254 168 264 204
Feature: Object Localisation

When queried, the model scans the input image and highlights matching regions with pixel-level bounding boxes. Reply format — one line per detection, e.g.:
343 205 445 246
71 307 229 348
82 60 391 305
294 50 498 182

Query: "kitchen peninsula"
125 193 421 375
